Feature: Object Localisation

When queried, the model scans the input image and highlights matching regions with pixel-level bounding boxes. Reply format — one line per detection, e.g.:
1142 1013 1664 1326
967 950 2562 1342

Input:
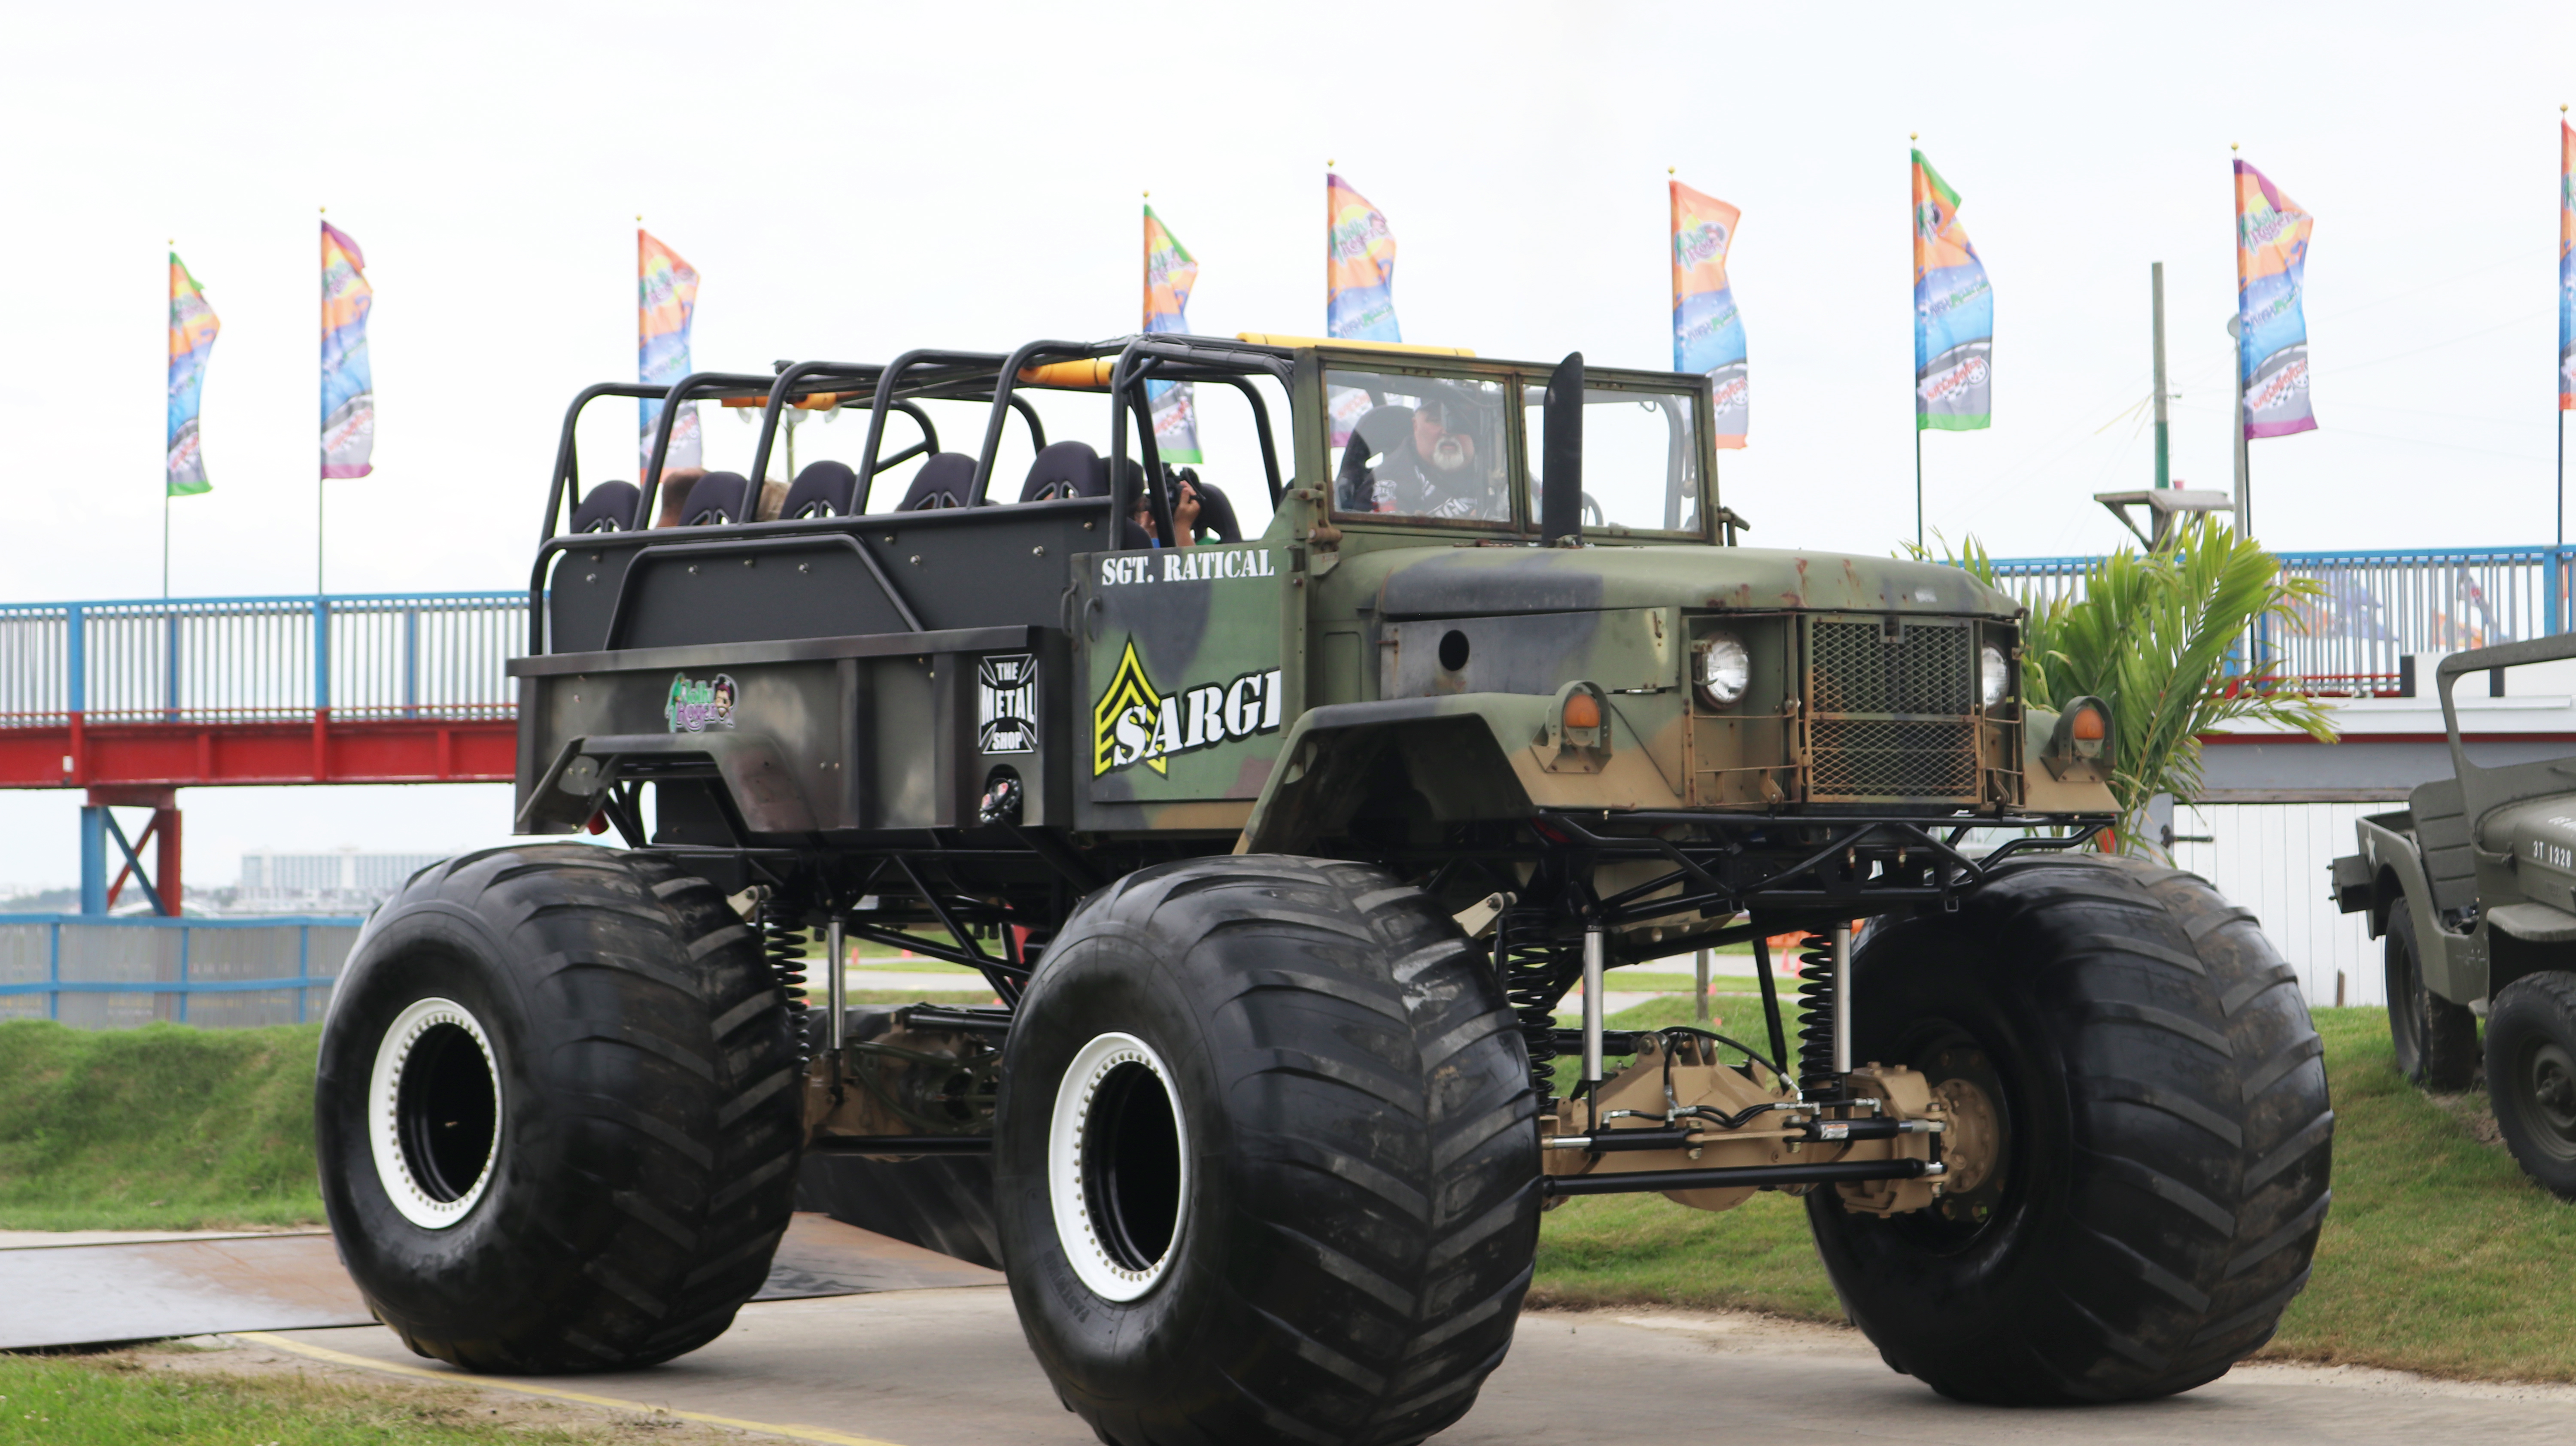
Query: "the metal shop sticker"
664 672 738 733
979 653 1038 755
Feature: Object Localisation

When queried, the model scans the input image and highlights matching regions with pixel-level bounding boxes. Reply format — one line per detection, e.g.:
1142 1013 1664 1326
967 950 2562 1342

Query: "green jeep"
312 335 2332 1441
2336 634 2576 1197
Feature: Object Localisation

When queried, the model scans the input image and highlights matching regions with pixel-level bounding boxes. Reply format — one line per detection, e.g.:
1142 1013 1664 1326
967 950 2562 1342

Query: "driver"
1346 385 1506 520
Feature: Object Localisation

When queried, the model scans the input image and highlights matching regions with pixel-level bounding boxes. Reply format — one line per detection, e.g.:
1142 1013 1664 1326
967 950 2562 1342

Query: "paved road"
240 1287 2576 1446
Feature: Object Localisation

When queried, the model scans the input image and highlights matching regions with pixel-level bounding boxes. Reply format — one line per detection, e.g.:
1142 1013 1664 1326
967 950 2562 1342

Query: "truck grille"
1807 719 1981 798
1809 620 1972 716
1804 617 1988 804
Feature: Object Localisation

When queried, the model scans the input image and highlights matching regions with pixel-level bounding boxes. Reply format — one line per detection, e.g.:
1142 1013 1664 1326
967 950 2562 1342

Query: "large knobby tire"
316 845 804 1372
994 855 1538 1446
2386 905 2479 1090
1807 855 2334 1403
2485 970 2576 1200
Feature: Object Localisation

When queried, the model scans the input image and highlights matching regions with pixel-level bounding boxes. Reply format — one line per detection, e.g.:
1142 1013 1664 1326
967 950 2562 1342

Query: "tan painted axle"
1540 1032 1961 1217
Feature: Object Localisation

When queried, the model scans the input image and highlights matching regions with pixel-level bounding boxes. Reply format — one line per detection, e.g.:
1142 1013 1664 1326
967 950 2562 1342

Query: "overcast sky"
1 1 2569 887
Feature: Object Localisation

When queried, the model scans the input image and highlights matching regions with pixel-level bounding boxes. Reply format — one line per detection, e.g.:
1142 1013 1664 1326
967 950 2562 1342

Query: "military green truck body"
510 338 2113 931
313 334 2333 1440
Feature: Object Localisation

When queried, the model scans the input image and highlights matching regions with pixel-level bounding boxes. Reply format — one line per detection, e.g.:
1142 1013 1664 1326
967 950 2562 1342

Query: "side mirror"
1541 351 1584 547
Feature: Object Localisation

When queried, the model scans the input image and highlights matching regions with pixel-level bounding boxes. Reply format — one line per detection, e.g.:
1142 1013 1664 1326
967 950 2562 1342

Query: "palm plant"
1918 519 2337 851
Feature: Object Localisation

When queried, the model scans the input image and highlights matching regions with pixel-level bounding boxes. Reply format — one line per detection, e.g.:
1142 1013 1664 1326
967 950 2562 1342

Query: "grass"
1531 1000 2576 1381
845 990 1002 1005
2261 1006 2576 1379
0 1021 326 1231
0 1346 723 1445
0 985 1000 1232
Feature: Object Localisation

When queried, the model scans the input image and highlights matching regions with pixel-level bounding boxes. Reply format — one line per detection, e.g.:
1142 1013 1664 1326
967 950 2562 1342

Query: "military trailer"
315 335 2333 1443
2335 635 2576 1197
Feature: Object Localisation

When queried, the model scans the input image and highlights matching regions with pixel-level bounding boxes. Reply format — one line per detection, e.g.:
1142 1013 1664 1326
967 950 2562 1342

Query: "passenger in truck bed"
1131 470 1203 547
650 468 708 527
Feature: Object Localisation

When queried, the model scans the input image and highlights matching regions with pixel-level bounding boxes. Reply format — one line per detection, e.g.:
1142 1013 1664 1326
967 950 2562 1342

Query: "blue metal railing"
0 592 525 729
0 553 2565 727
1988 545 2575 692
0 913 361 1027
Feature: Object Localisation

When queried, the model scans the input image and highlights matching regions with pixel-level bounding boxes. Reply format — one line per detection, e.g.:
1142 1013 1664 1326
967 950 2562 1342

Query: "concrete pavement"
234 1286 2576 1445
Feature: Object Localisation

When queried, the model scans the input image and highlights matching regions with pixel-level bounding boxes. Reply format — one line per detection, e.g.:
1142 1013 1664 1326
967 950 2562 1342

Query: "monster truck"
2336 634 2576 1197
314 335 2332 1439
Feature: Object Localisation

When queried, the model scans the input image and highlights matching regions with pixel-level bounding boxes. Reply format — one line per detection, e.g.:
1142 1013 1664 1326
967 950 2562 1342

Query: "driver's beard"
1426 436 1473 474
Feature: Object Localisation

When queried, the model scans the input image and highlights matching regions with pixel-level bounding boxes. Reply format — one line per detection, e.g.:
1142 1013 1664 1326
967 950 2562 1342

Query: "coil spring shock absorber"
1495 905 1567 1102
1794 931 1838 1095
758 902 811 1064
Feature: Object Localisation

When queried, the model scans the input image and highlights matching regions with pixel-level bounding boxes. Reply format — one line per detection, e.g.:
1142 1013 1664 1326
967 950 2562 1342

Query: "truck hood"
1337 544 2022 620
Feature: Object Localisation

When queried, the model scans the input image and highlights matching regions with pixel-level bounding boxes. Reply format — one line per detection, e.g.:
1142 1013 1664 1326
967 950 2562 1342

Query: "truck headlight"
1697 632 1750 707
1980 644 2010 707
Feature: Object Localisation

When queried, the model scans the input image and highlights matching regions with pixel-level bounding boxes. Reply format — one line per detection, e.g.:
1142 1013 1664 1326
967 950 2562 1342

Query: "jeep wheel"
994 855 1537 1446
316 845 804 1372
1807 856 2334 1403
2486 970 2576 1200
2386 904 2479 1090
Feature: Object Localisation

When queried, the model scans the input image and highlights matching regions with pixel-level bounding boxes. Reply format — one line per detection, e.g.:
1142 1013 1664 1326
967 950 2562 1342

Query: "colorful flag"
1671 180 1748 449
1326 173 1400 342
638 229 703 476
2561 121 2573 410
1912 150 1993 431
2235 160 2317 440
167 252 219 496
1326 174 1401 444
1143 204 1203 464
320 222 375 479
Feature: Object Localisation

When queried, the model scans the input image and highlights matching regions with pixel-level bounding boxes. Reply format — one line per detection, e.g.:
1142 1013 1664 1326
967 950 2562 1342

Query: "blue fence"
0 914 363 1028
1989 545 2576 694
0 591 522 728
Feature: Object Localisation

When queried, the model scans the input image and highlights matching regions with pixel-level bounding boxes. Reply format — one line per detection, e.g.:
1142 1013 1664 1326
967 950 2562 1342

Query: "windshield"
1327 368 1513 523
1526 383 1702 535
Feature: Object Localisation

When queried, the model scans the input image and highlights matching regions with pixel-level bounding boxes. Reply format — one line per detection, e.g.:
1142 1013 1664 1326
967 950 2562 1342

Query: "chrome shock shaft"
826 915 846 1053
1581 922 1607 1087
1831 921 1852 1078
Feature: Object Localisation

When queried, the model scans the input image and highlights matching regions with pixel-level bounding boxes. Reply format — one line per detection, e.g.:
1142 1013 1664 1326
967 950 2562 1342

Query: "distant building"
236 848 444 913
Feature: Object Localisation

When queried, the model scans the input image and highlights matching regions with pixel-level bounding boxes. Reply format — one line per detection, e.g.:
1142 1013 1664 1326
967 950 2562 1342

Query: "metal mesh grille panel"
1809 620 1972 716
1807 719 1981 800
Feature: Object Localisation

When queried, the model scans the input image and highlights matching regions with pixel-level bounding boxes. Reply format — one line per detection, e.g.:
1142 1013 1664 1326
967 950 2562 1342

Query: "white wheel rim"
1048 1031 1190 1302
368 996 502 1230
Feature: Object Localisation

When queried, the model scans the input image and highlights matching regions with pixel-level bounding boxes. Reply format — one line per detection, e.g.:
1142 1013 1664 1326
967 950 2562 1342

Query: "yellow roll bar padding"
1016 358 1119 390
1234 332 1476 357
717 392 843 410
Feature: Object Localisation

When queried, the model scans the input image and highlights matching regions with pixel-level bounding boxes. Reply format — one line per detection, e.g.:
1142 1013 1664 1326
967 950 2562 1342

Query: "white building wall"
2168 801 2397 1008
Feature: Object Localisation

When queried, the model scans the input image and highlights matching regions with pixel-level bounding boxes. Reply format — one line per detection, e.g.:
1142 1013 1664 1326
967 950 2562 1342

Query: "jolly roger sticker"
979 653 1038 754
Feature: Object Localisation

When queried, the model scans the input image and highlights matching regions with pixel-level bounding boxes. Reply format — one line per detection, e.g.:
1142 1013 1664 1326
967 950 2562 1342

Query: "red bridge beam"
0 716 517 789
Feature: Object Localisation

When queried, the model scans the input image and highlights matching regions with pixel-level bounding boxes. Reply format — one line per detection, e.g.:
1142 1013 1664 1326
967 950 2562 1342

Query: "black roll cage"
535 334 1297 549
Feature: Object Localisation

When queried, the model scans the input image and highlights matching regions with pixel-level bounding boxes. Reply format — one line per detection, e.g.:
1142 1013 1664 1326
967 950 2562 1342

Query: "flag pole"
164 238 173 600
317 206 327 598
1910 134 1923 550
2229 146 2251 539
1324 160 1334 329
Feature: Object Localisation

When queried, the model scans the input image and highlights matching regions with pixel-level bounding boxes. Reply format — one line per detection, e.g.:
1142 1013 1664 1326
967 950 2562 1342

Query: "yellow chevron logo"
1091 638 1169 777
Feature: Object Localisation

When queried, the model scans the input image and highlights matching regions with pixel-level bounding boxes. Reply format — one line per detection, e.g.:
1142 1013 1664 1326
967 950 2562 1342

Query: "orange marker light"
2071 708 2106 741
1563 693 1602 730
